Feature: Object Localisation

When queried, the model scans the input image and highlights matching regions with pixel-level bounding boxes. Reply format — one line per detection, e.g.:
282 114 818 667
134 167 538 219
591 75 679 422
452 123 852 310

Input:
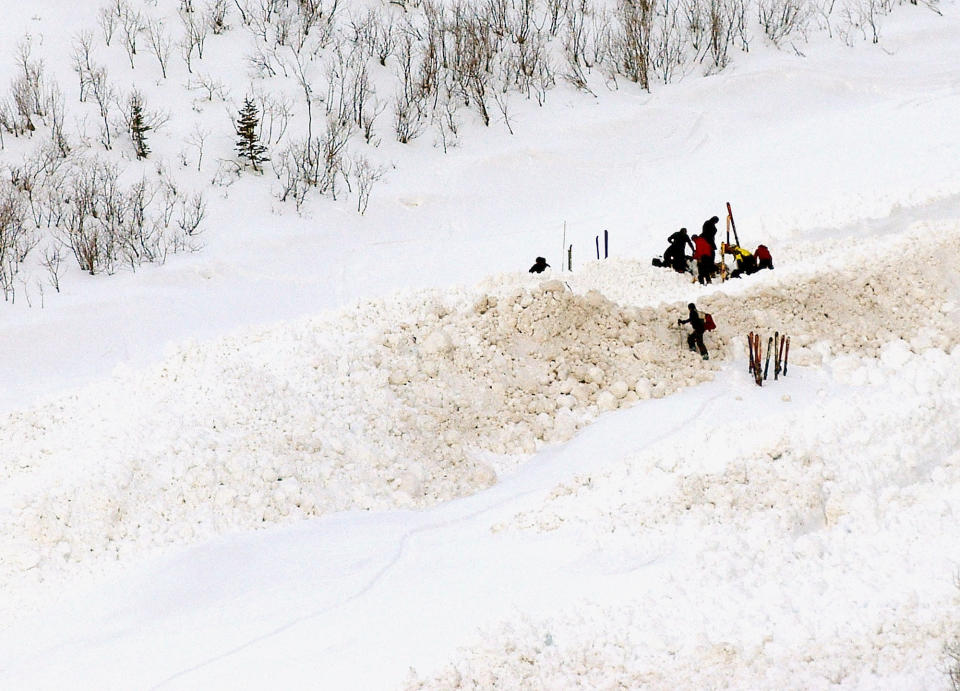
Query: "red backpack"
704 313 716 331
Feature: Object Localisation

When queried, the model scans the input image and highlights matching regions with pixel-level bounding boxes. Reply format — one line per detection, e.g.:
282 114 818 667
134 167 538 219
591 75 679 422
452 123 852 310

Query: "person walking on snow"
678 302 709 360
529 256 550 273
692 234 713 285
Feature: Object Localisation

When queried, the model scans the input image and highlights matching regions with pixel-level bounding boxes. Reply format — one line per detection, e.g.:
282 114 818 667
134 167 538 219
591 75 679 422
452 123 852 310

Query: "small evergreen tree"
129 91 151 160
235 97 268 172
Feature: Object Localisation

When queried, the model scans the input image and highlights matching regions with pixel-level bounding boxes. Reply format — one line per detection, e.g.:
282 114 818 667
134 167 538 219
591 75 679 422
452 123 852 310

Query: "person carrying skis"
662 227 694 273
692 234 714 285
678 302 709 360
755 244 774 271
529 256 550 273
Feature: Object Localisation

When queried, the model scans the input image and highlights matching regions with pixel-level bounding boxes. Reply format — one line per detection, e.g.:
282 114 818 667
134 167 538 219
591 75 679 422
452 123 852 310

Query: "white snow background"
1 0 959 689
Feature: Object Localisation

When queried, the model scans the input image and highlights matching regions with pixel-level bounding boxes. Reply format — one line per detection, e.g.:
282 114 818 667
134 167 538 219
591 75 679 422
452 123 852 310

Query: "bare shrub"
759 0 811 44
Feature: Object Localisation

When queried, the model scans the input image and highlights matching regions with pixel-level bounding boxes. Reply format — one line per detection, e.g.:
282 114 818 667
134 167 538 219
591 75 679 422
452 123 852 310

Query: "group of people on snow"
524 210 775 363
656 216 773 284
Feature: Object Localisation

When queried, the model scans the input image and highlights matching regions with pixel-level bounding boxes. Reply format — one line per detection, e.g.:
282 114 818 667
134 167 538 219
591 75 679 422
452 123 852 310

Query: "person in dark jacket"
692 234 713 285
701 216 720 252
662 228 694 273
529 256 550 273
678 302 709 360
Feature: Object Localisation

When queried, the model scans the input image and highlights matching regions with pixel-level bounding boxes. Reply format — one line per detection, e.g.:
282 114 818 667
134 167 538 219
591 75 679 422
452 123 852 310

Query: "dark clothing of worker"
662 228 693 273
529 256 550 273
679 303 709 360
701 216 720 252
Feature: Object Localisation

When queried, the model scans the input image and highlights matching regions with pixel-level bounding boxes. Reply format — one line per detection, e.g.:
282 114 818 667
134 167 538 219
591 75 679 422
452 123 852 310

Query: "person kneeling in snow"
728 245 757 278
661 227 694 273
678 302 710 360
755 244 773 271
529 256 550 273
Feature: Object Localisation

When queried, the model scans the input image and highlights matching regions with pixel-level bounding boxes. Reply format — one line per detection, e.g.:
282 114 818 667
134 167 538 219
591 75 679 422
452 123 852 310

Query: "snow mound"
412 345 960 689
2 223 959 614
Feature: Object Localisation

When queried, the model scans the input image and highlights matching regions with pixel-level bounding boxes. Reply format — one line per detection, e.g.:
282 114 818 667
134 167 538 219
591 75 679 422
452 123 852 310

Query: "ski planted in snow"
773 332 780 379
763 336 773 380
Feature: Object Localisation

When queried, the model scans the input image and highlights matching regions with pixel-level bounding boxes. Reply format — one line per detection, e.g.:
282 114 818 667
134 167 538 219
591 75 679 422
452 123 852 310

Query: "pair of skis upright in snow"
748 331 789 386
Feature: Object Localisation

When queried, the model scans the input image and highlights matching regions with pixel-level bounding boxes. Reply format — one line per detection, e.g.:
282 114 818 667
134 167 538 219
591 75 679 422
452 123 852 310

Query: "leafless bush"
88 65 116 149
121 5 146 68
0 183 34 300
614 0 653 90
252 88 293 145
98 4 120 46
58 158 203 274
185 124 210 171
71 31 98 102
44 81 70 157
146 19 173 78
41 245 64 292
205 0 231 34
177 192 207 236
759 0 811 44
10 38 47 134
180 9 209 72
190 73 229 101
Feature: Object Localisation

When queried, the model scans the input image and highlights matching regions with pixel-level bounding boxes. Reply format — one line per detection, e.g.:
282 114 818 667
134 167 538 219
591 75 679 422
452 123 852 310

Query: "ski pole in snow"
764 337 773 380
748 332 755 376
568 244 573 272
754 334 763 387
595 235 600 260
562 222 567 271
604 229 609 258
783 336 790 376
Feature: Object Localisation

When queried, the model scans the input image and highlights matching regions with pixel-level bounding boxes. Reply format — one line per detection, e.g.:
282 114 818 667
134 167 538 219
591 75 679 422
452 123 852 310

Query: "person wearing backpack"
678 302 712 360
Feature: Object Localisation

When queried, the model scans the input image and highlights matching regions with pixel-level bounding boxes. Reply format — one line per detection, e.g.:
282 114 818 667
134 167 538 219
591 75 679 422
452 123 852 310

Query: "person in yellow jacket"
728 245 757 277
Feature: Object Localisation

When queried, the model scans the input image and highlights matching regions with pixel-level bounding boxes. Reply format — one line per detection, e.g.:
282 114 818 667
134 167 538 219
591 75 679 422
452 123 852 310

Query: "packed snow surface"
1 0 960 688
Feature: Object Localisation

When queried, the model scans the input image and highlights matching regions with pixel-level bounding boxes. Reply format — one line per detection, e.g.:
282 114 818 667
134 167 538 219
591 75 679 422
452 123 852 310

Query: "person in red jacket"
692 234 714 285
755 244 773 271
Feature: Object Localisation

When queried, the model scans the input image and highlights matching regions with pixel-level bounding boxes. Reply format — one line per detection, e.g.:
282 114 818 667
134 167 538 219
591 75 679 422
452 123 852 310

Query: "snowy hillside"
1 0 959 688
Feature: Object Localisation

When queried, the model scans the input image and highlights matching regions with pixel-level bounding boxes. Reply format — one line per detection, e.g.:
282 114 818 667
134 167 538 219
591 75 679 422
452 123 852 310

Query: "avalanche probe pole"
595 235 600 260
604 229 609 258
726 201 741 247
562 222 566 271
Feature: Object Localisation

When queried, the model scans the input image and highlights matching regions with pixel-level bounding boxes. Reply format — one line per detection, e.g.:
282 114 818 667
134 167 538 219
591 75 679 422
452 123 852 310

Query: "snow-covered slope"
1 0 959 688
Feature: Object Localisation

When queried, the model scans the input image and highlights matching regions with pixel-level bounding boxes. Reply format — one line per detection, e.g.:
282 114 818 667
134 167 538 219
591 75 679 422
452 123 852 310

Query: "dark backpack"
704 313 716 331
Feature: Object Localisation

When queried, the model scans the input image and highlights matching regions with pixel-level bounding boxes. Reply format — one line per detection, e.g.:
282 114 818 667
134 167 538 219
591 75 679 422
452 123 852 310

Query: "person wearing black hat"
529 256 550 273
